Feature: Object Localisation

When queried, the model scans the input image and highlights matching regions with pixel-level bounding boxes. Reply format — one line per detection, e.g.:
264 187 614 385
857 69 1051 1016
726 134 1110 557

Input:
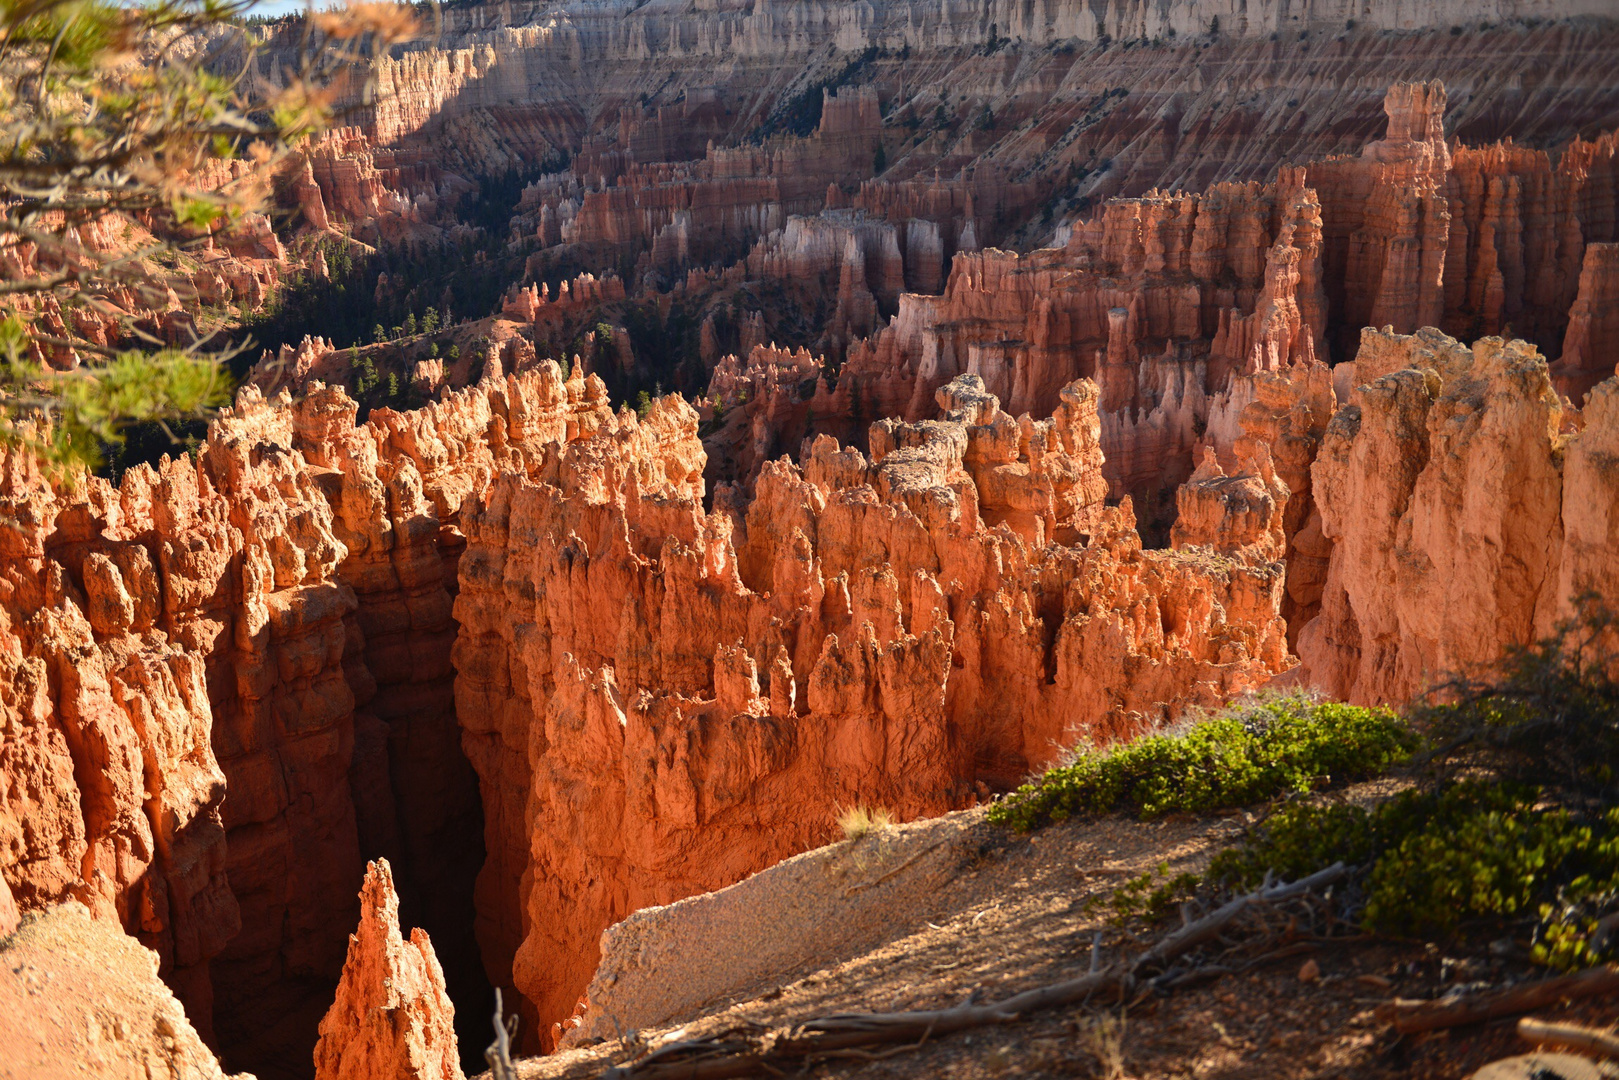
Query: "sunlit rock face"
1297 327 1599 705
452 370 1291 1047
313 859 463 1080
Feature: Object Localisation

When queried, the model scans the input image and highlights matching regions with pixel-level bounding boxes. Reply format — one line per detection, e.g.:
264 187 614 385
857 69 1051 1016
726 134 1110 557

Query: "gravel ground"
508 787 1619 1080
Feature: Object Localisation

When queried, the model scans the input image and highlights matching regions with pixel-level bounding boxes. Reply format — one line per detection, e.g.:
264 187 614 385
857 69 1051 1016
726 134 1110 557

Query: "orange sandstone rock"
452 373 1290 1048
1553 243 1619 404
312 860 462 1080
0 901 237 1080
1298 328 1582 703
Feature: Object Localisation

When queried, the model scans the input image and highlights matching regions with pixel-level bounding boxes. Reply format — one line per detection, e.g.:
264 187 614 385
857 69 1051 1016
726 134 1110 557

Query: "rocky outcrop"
312 860 462 1080
0 365 628 1071
8 7 1619 1077
1311 83 1619 363
567 812 984 1046
452 372 1290 1049
1553 243 1619 403
0 449 239 1041
702 167 1335 553
1171 444 1288 563
1559 376 1619 648
0 901 236 1080
246 10 1619 385
1297 327 1583 703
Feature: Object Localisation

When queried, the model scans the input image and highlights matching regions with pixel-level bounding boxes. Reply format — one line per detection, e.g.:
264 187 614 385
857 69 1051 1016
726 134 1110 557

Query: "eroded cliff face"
451 369 1291 1047
0 365 622 1073
7 3 1619 1075
1296 326 1600 704
1310 82 1619 364
257 2 1619 360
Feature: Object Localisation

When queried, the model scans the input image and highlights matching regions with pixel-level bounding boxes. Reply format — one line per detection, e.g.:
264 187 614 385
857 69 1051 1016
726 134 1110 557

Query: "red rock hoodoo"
312 860 462 1080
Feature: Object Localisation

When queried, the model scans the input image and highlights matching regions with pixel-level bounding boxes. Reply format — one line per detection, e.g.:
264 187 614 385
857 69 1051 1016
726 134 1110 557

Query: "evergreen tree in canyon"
0 0 416 471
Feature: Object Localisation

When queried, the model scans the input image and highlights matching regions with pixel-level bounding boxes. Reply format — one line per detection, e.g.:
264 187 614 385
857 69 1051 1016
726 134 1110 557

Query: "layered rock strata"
253 10 1619 371
5 6 1619 1075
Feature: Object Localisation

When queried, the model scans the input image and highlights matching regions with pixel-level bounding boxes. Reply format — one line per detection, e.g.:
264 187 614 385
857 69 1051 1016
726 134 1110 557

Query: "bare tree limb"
1376 965 1619 1034
1518 1017 1619 1058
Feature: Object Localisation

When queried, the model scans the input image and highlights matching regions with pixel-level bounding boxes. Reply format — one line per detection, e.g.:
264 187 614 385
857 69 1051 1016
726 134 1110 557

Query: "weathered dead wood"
597 863 1351 1079
1132 863 1348 975
1375 965 1619 1034
1517 1017 1619 1058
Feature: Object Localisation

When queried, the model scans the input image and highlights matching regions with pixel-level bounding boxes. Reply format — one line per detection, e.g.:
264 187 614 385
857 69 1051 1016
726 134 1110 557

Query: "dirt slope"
511 790 1619 1080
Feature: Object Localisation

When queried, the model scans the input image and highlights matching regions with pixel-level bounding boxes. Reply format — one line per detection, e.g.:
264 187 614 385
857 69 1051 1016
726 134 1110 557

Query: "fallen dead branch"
1375 964 1619 1034
1517 1017 1619 1058
596 863 1350 1079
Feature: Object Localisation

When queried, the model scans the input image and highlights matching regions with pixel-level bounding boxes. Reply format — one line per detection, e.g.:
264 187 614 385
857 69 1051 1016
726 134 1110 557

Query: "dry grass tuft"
1079 1010 1127 1079
835 804 896 841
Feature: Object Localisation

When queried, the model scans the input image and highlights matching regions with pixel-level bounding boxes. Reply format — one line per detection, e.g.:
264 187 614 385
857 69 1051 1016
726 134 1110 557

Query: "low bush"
1083 862 1200 926
1419 598 1619 808
987 693 1417 830
1207 783 1619 970
1202 604 1619 971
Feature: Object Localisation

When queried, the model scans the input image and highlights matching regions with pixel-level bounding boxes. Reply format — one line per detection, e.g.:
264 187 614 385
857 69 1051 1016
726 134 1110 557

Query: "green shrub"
1419 598 1619 807
1084 863 1200 927
988 694 1416 831
1207 782 1619 970
1206 802 1379 890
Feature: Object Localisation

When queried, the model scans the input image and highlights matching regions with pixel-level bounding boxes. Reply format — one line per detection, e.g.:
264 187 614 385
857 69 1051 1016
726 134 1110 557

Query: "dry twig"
1518 1016 1619 1058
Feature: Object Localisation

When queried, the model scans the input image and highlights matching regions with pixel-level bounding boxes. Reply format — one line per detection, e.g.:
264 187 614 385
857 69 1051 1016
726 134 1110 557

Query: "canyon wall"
1297 326 1614 703
5 2 1619 1075
0 364 641 1073
269 6 1619 307
1309 82 1619 365
694 79 1612 647
452 369 1292 1047
5 311 1613 1076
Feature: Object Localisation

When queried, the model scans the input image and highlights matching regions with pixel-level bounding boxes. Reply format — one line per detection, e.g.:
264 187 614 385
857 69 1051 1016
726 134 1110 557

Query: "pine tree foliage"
0 0 424 471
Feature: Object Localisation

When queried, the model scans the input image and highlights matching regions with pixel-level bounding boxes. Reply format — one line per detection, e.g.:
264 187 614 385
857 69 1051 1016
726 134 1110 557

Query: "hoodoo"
2 0 1618 1077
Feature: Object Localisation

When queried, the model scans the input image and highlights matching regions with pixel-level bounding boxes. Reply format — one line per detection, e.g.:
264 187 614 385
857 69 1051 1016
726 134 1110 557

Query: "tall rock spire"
313 860 464 1080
